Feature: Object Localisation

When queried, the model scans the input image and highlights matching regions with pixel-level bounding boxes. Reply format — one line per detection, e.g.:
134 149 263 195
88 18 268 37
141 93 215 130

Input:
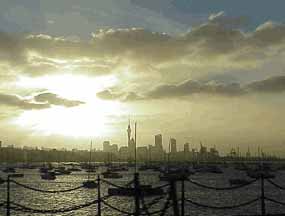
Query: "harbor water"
1 167 285 216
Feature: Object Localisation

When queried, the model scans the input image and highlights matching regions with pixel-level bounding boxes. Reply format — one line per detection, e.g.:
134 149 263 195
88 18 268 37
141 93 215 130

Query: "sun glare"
16 74 118 101
13 74 128 137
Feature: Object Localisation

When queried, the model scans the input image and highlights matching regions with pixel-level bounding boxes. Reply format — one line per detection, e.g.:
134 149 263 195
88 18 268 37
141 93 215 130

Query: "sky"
1 0 285 155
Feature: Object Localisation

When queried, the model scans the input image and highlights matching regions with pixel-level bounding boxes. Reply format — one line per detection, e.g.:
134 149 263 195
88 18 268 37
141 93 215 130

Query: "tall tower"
127 119 131 147
155 134 163 150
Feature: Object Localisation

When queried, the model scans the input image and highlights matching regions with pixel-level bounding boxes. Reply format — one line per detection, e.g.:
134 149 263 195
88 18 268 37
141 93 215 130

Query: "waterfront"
1 166 285 216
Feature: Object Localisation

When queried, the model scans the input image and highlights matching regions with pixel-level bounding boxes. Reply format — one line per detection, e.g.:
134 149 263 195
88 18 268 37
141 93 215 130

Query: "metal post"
181 179 185 216
134 172 140 216
97 175 101 216
6 175 10 216
170 180 180 216
261 174 266 216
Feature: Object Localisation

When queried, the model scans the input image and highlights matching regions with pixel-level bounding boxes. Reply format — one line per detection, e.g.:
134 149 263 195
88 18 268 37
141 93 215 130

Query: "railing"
0 173 285 215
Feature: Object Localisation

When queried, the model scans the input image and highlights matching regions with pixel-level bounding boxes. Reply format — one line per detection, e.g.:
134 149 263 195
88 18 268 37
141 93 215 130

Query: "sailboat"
108 121 164 196
83 141 98 189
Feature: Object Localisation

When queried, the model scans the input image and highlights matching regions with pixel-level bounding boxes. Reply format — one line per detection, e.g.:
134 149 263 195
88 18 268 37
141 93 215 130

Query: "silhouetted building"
155 134 163 150
103 141 110 152
209 147 219 157
137 146 148 161
129 138 135 159
184 143 190 152
119 146 129 160
246 147 251 158
170 138 177 153
103 141 118 154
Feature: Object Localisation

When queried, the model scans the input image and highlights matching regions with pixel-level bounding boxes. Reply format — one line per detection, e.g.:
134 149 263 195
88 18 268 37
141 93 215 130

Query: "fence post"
6 175 10 216
134 172 140 216
97 175 101 216
170 180 180 216
260 174 266 216
181 179 185 216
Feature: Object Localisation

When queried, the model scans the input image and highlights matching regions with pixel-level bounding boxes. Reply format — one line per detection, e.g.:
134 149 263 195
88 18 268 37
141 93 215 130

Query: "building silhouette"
184 143 190 153
170 138 177 153
155 134 163 150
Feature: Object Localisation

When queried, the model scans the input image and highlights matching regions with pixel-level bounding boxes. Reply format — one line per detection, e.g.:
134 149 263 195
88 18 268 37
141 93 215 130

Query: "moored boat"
41 172 56 180
102 170 123 179
82 180 98 189
2 167 16 173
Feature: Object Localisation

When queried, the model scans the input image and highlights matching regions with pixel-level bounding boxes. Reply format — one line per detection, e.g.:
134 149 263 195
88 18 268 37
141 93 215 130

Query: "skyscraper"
170 138 177 153
127 120 131 148
184 143 190 152
103 141 110 152
155 134 163 150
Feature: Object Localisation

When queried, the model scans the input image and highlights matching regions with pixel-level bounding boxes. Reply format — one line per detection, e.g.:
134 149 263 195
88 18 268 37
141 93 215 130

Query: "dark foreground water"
1 167 285 216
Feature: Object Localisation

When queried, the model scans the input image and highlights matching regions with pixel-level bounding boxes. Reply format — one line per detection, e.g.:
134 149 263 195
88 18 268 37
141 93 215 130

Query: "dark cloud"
0 93 50 110
0 92 85 110
99 76 285 101
34 92 84 107
146 80 244 99
246 76 285 93
1 18 285 81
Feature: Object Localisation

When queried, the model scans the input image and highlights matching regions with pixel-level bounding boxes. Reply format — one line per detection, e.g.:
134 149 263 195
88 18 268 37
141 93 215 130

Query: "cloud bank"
0 92 84 109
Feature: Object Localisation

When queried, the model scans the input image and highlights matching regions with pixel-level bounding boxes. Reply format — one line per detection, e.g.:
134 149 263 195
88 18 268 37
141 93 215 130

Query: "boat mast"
135 121 137 173
88 140 92 181
167 138 170 173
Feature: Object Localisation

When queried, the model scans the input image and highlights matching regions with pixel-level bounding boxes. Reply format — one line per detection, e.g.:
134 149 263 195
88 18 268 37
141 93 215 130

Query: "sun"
13 74 130 137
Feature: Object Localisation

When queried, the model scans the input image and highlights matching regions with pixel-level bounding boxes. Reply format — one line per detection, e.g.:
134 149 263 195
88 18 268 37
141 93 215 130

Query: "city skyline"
1 1 285 155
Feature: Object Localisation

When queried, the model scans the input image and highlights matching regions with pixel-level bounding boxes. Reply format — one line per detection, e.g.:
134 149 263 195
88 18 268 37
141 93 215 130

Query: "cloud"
96 89 122 100
0 92 85 110
124 92 143 101
98 75 285 101
34 92 84 107
208 11 249 28
1 18 285 86
246 76 285 93
145 80 244 99
0 93 50 110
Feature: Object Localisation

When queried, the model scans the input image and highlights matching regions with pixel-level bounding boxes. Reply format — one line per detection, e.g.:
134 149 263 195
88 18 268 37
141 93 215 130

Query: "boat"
54 167 72 175
39 167 49 173
83 141 98 189
159 171 190 181
41 172 56 180
229 178 252 185
109 166 128 172
67 167 82 172
0 177 5 184
2 167 16 173
39 163 53 173
102 169 123 179
207 165 223 174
